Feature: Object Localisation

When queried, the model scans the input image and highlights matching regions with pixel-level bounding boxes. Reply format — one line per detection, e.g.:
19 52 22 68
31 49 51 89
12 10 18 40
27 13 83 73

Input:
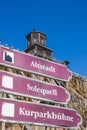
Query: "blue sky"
0 0 87 77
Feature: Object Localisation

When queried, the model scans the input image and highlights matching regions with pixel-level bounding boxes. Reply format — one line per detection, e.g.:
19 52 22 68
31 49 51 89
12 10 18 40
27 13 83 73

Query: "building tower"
25 31 52 60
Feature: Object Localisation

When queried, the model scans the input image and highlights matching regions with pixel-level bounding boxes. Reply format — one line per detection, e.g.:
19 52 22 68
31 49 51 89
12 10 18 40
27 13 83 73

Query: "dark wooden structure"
25 31 52 60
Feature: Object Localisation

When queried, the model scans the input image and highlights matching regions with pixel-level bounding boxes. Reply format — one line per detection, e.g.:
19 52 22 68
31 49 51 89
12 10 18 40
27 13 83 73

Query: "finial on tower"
32 28 36 32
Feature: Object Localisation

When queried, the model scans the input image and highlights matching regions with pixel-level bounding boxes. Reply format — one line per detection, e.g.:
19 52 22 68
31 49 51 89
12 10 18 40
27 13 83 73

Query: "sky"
0 0 87 77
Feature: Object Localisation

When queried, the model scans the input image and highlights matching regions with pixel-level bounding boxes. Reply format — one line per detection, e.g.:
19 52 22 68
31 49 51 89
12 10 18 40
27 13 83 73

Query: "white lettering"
27 83 57 96
19 107 74 122
31 61 55 73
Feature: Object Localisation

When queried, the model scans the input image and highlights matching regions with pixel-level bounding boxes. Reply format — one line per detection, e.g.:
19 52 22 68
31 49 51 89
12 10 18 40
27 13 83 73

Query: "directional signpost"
0 99 82 129
0 71 70 104
0 46 71 81
0 46 82 129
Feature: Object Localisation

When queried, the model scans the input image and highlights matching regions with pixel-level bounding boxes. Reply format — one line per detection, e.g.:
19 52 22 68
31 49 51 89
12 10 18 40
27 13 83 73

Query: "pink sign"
0 99 82 128
0 46 72 81
0 71 70 104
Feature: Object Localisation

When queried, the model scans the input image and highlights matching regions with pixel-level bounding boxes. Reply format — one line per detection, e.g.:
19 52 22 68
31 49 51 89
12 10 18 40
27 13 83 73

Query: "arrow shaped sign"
0 46 72 81
0 71 70 104
0 99 82 129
